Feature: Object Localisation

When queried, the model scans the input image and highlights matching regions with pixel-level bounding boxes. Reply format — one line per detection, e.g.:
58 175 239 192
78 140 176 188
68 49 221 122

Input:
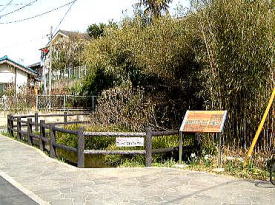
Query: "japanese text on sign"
180 110 227 133
116 137 144 147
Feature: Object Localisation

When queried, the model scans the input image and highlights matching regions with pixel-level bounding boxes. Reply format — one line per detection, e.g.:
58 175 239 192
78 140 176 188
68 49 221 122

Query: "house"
27 62 43 95
0 55 37 95
28 62 43 80
40 30 89 94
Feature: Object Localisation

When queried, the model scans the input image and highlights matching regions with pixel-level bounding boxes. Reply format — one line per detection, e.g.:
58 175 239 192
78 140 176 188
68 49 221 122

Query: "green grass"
1 130 16 139
185 156 270 181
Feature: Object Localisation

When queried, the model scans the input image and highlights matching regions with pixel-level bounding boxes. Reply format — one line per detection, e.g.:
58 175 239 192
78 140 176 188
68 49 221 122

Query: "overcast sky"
0 0 189 66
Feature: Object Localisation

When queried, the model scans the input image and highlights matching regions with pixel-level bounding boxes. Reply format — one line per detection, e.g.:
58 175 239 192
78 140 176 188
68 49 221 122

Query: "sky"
0 0 190 66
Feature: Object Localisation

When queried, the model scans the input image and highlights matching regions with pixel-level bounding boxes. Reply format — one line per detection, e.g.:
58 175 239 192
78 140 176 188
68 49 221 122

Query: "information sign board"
116 137 144 147
180 110 227 133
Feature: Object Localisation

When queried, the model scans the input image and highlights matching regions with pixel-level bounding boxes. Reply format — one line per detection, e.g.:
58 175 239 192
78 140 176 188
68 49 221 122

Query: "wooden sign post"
179 110 227 168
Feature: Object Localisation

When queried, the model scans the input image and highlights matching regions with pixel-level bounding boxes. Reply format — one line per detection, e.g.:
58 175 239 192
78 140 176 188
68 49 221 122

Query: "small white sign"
116 137 144 147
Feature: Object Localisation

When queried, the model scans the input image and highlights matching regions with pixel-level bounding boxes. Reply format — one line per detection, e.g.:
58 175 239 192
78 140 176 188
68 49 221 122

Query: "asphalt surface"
0 176 37 205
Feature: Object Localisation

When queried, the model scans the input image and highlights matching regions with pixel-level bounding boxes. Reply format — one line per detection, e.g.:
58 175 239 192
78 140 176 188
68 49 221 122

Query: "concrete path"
0 135 274 205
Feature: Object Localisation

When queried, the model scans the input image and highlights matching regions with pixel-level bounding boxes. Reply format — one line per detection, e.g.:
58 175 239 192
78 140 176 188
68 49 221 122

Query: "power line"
0 0 76 24
0 0 38 18
0 0 14 13
53 0 78 34
0 3 25 7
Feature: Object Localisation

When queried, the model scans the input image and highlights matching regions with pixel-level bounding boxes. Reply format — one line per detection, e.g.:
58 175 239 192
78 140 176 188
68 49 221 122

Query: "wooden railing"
7 113 179 168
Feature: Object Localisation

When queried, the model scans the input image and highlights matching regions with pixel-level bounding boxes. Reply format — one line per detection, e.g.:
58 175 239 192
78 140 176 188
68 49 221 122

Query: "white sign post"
116 137 144 147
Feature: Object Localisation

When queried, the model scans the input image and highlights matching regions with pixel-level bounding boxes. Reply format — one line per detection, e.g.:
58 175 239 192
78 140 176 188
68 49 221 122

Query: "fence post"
78 66 80 78
179 132 183 164
77 127 85 168
27 118 33 145
50 125 56 158
145 127 152 167
35 95 39 110
92 96 95 111
35 112 39 132
7 114 10 134
63 95 66 109
64 111 68 125
39 120 46 151
10 115 14 138
218 133 222 167
17 117 22 140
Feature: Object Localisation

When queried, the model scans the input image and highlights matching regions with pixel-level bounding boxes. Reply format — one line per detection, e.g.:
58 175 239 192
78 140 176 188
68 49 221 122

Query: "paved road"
0 135 274 205
0 176 37 205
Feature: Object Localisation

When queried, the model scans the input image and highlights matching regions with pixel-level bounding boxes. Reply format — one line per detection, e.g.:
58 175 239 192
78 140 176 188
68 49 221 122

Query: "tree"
87 21 118 39
51 33 86 71
138 0 173 18
87 23 105 39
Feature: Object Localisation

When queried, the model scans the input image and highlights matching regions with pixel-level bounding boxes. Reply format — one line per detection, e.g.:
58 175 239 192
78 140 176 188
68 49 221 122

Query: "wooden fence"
7 112 179 168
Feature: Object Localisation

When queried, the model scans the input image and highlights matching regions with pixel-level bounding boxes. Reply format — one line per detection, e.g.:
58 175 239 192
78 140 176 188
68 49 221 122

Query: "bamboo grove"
67 0 274 152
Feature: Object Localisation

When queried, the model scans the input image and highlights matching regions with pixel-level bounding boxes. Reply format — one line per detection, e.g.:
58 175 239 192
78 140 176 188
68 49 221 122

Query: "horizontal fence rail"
83 131 146 137
152 131 179 136
7 113 179 168
83 150 146 155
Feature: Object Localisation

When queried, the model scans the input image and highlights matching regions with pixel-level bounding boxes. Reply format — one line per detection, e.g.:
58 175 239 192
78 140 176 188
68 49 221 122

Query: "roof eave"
0 60 37 76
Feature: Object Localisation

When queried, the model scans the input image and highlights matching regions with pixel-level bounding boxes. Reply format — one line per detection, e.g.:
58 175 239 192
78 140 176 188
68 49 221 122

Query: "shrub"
90 85 156 131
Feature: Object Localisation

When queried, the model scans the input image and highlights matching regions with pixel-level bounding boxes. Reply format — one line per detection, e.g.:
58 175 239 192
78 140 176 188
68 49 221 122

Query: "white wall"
0 64 14 83
0 63 29 93
16 69 28 91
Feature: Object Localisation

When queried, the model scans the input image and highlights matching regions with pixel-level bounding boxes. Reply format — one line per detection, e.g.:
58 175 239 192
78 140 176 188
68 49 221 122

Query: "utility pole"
48 26 53 96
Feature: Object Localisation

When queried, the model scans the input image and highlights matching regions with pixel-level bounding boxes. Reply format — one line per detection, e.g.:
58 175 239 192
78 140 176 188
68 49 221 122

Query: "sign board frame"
180 110 227 133
179 110 227 167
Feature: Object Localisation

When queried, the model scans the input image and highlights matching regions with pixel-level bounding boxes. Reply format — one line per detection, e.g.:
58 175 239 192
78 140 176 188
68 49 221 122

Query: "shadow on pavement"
254 181 275 189
0 176 38 205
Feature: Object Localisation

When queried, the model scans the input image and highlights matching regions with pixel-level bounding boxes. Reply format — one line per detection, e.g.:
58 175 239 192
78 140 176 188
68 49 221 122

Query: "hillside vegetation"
79 0 274 151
